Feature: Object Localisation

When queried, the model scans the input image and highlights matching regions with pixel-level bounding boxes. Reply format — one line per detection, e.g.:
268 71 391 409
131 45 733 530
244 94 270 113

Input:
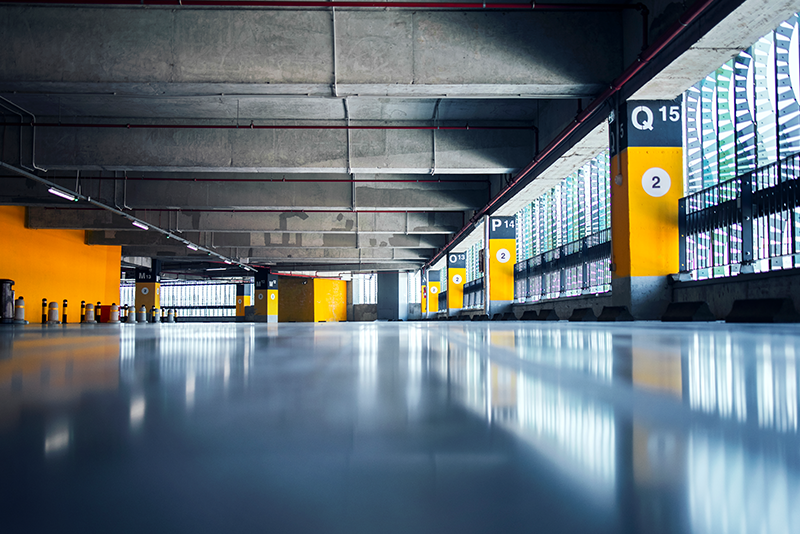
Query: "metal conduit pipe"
0 122 533 131
33 177 489 183
423 0 715 270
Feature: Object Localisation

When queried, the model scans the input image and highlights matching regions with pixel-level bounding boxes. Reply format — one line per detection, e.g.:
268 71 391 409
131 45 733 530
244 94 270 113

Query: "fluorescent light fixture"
132 221 149 230
48 187 77 202
207 267 227 271
187 244 198 251
224 261 232 265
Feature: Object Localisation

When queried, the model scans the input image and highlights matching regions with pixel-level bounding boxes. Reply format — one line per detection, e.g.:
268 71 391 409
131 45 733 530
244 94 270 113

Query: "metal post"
678 197 687 272
741 172 755 273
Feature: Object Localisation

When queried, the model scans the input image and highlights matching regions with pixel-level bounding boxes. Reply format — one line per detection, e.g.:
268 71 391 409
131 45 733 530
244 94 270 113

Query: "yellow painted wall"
0 206 121 324
277 276 314 322
313 278 347 322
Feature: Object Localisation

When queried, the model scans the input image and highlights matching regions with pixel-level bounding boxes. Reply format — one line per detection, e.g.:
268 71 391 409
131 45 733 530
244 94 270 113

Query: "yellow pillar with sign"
485 216 516 316
447 252 466 316
267 274 278 323
427 270 441 315
254 270 278 323
134 265 160 312
609 99 683 319
420 271 427 315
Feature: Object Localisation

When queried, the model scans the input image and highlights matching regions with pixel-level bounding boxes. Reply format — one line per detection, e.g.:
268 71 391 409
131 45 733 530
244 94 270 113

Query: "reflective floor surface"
2 320 800 533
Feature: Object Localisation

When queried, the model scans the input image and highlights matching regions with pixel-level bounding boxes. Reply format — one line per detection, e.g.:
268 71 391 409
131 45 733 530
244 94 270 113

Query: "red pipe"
0 0 642 11
3 122 530 131
54 207 463 213
57 176 488 183
424 0 716 269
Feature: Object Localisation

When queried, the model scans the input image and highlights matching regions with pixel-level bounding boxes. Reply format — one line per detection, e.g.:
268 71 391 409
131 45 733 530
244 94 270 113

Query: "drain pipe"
423 0 715 270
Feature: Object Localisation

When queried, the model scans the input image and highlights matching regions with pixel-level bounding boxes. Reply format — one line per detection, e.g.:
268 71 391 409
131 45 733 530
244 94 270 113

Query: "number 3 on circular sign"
641 167 671 198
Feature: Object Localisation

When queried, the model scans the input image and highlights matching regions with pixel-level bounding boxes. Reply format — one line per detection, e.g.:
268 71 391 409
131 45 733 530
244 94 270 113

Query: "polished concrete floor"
1 320 800 533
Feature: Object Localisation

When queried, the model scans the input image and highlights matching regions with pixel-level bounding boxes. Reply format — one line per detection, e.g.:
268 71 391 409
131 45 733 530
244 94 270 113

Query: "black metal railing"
463 277 485 309
438 290 447 312
514 229 611 302
679 153 800 279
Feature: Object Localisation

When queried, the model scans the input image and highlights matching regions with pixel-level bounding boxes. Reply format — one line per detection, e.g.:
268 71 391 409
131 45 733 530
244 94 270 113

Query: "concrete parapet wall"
672 269 800 320
513 294 613 320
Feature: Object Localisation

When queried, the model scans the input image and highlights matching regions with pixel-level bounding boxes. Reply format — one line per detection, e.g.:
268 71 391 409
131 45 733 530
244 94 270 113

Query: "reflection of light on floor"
688 333 747 422
130 395 145 429
186 371 196 409
757 342 798 432
688 431 800 534
358 325 378 412
516 374 616 491
44 421 70 456
515 328 613 381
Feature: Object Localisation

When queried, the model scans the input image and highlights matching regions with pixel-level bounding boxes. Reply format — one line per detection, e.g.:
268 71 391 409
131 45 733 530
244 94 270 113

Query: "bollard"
174 308 178 323
42 298 47 324
0 279 14 325
81 301 86 323
83 303 97 324
161 308 166 322
166 309 175 323
126 305 137 324
14 296 28 325
109 303 121 324
62 299 68 324
137 305 147 323
47 301 60 324
151 306 160 323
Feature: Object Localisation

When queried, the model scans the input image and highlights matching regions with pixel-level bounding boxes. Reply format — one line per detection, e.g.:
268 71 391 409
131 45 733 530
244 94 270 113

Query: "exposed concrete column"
609 99 683 319
377 271 408 321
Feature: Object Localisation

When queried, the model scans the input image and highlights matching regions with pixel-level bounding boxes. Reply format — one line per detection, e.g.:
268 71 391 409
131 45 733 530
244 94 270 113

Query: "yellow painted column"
485 216 516 316
267 274 278 323
421 270 428 315
447 251 466 317
427 270 440 315
134 266 160 314
609 99 683 319
236 283 246 321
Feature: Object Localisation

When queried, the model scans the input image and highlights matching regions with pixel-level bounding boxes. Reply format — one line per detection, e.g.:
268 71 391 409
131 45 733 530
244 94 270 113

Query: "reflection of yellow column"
447 252 466 316
631 335 682 397
610 99 683 319
490 363 517 409
486 216 516 316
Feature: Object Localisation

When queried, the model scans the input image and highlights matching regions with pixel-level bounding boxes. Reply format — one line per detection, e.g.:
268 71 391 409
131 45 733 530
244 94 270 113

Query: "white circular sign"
496 248 511 263
237 298 243 304
270 294 276 301
452 274 463 285
430 286 438 294
641 167 671 198
258 293 264 300
141 287 149 295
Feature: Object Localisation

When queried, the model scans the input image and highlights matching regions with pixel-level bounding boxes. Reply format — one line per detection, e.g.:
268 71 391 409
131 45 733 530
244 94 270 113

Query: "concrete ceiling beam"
86 229 446 249
32 124 534 174
26 207 464 234
120 245 431 261
0 8 620 95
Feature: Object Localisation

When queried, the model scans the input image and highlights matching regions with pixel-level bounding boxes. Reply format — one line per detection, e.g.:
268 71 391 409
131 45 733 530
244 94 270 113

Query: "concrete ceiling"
0 0 771 274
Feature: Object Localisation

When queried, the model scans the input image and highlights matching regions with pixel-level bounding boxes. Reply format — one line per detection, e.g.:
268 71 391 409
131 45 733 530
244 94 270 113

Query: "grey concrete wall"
352 304 378 322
